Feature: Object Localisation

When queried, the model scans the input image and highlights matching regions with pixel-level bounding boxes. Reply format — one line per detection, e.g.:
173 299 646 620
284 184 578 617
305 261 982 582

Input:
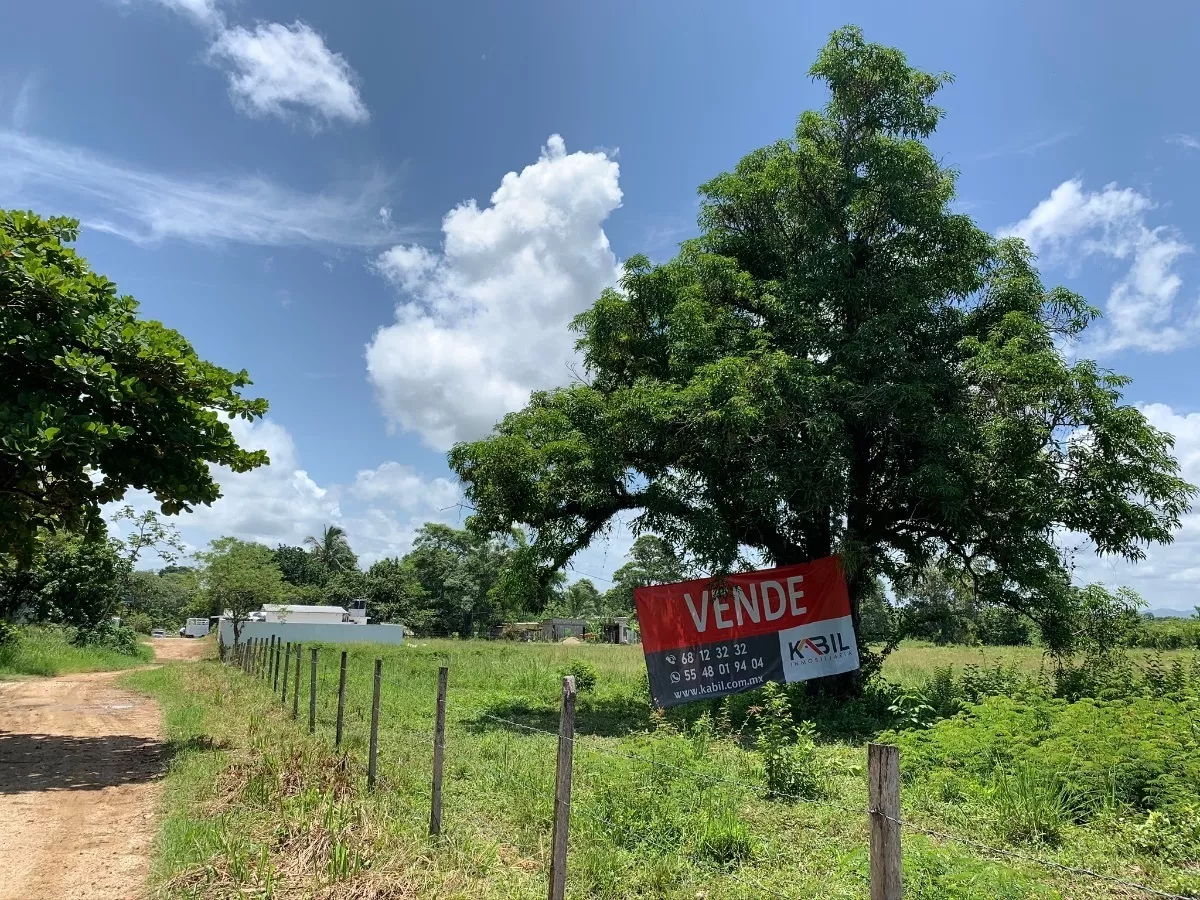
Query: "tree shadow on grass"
467 693 655 739
0 731 226 794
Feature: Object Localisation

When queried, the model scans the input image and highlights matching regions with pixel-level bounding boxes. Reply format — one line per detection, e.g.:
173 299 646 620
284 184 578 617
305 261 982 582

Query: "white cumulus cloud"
209 21 369 126
1000 179 1197 354
148 0 222 28
0 130 397 247
106 425 471 568
351 461 460 511
366 134 623 449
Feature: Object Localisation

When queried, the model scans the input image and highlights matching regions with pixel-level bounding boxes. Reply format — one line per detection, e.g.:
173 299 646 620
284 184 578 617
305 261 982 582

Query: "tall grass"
0 625 153 677
118 639 1200 899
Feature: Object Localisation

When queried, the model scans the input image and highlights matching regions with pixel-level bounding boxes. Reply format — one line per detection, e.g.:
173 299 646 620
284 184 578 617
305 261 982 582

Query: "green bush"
560 659 599 692
890 694 1200 820
752 683 822 801
1130 806 1200 863
74 620 142 656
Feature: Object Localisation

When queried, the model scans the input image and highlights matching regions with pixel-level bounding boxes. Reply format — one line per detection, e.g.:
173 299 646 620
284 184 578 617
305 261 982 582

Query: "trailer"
182 617 210 638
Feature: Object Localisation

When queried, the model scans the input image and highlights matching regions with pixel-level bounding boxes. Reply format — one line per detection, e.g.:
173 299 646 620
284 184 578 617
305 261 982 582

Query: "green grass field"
125 639 1200 899
0 625 153 678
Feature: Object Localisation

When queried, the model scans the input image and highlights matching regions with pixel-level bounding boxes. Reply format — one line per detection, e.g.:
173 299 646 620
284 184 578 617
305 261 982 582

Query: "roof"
262 604 348 614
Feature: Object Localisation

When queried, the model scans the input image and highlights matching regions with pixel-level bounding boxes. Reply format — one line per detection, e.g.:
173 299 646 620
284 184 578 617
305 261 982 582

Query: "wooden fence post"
335 650 347 748
273 639 282 692
292 643 302 720
547 675 577 900
281 642 291 704
429 666 449 836
268 635 275 683
868 743 902 900
309 648 318 733
367 658 382 790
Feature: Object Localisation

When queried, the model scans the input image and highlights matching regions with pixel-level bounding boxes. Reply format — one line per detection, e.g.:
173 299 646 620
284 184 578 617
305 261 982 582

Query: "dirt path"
0 639 204 899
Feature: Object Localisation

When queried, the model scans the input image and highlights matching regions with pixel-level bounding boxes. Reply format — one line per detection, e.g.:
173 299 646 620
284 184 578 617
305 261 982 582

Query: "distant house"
259 604 352 625
543 618 587 642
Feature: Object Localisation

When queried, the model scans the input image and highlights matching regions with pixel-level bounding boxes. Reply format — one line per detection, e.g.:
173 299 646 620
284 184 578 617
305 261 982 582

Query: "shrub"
74 620 141 656
752 683 822 801
1130 806 1200 863
560 659 599 692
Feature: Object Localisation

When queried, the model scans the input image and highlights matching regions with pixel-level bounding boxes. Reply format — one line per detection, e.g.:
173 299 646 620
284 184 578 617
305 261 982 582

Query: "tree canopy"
196 537 285 645
449 27 1195 677
0 210 269 562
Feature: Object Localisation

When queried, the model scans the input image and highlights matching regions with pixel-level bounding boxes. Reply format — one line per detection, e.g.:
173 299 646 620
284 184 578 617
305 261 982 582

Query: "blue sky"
3 0 1199 609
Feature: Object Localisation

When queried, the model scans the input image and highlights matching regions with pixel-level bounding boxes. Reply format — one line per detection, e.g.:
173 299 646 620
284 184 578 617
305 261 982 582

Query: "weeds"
989 764 1078 846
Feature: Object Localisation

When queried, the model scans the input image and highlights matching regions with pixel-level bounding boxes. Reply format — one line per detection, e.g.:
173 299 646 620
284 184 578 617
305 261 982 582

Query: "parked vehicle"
182 617 210 638
151 628 165 638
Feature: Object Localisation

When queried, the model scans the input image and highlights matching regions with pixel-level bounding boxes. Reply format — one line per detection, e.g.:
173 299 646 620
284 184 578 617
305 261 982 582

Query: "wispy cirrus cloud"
978 129 1074 160
1168 133 1200 151
0 130 402 247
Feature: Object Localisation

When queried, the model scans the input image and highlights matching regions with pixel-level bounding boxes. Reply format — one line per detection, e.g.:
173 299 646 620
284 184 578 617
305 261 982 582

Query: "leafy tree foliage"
0 210 270 563
449 28 1194 689
0 532 128 633
122 568 196 633
196 537 285 646
273 544 328 587
402 524 514 636
602 535 691 616
556 578 602 619
896 563 1032 646
364 556 429 631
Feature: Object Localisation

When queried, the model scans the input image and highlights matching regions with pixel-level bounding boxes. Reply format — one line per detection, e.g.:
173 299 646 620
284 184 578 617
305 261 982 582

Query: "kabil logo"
788 631 851 661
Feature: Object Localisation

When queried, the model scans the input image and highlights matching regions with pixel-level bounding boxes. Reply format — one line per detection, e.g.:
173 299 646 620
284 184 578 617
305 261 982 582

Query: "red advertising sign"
634 556 859 707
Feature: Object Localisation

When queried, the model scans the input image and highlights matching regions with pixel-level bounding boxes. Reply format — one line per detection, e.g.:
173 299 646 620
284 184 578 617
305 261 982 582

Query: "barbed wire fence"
227 636 1198 900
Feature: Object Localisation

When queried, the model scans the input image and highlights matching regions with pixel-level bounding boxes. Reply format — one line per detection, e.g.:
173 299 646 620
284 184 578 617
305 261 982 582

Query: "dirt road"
0 639 204 899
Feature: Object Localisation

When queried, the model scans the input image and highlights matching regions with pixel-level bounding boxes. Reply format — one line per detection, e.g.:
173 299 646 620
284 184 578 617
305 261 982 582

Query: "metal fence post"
429 666 449 836
281 642 291 704
309 648 318 733
367 658 382 790
292 643 302 720
547 675 577 900
869 743 902 900
335 650 347 747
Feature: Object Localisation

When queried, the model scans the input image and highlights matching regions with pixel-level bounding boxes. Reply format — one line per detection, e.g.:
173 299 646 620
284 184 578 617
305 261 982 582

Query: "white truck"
181 617 210 638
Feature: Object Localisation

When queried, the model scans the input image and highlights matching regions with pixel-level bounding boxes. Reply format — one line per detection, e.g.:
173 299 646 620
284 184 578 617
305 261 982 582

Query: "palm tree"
304 524 353 573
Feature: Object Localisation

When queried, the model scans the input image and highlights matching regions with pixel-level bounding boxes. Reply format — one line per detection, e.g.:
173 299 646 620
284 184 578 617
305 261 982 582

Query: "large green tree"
0 211 269 563
196 537 285 648
449 27 1194 689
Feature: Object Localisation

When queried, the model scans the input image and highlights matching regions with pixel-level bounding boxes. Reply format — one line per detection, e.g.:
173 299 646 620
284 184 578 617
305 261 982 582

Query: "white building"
258 604 353 625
